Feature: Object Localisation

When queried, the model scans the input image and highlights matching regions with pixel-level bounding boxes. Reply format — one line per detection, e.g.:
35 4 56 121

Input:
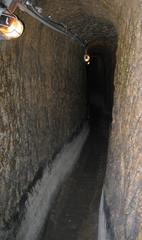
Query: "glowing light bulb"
0 13 24 40
84 54 90 63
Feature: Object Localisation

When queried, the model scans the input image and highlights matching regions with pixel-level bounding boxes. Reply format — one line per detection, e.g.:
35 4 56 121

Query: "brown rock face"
0 4 86 234
0 0 142 239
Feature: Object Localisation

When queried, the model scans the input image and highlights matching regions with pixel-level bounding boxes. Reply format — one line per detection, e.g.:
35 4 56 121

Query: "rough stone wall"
55 0 142 238
0 0 142 239
0 7 86 234
40 0 141 239
101 2 142 240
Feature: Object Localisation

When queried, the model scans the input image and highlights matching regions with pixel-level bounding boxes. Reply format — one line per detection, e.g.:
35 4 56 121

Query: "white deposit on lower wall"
16 124 89 240
98 189 108 240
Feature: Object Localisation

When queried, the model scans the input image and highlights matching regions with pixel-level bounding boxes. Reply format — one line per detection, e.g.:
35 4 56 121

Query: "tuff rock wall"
0 0 142 239
0 5 86 237
39 1 142 238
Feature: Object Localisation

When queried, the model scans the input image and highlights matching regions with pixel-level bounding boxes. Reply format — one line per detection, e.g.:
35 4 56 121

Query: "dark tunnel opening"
40 46 116 240
86 46 116 129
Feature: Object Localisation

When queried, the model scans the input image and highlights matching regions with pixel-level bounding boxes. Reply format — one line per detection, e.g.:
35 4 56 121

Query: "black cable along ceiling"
0 0 90 62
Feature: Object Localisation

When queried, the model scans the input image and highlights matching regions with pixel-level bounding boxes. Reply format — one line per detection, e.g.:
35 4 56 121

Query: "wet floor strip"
41 120 110 240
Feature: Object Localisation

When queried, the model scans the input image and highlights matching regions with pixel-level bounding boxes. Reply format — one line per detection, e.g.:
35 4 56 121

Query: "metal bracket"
19 0 86 49
0 0 87 49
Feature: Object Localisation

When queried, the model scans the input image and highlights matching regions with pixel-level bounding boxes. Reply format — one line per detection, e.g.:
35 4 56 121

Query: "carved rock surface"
0 0 142 239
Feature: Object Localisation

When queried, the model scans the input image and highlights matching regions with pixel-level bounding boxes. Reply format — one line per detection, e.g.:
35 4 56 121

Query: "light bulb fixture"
0 13 24 40
0 0 86 47
84 53 90 64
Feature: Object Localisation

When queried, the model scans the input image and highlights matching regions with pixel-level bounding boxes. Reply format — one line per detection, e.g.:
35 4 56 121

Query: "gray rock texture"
0 0 142 239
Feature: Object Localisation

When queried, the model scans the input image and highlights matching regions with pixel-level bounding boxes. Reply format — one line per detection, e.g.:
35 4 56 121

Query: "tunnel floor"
41 118 110 240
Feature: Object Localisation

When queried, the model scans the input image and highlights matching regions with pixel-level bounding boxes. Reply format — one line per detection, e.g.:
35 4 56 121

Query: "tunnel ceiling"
35 0 118 47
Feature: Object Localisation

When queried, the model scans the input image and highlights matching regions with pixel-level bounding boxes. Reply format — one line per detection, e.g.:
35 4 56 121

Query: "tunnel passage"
86 45 116 126
40 44 117 240
0 0 119 237
1 1 142 240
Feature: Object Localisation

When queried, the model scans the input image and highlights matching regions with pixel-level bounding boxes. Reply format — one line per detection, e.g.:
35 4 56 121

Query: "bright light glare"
84 54 90 63
0 14 24 40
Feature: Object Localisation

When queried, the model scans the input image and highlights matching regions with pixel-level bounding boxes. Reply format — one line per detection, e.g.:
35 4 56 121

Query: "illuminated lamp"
0 13 24 40
84 53 90 64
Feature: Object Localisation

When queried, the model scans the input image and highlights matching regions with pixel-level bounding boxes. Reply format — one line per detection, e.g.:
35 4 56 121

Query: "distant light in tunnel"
84 53 91 65
0 13 24 40
84 54 90 62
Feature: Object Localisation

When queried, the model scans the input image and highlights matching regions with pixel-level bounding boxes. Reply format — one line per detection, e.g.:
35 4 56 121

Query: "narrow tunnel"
86 46 115 125
0 1 142 240
39 44 116 240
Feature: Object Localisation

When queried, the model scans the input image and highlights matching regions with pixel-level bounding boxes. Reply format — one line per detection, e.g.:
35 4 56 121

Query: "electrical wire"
19 0 86 49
